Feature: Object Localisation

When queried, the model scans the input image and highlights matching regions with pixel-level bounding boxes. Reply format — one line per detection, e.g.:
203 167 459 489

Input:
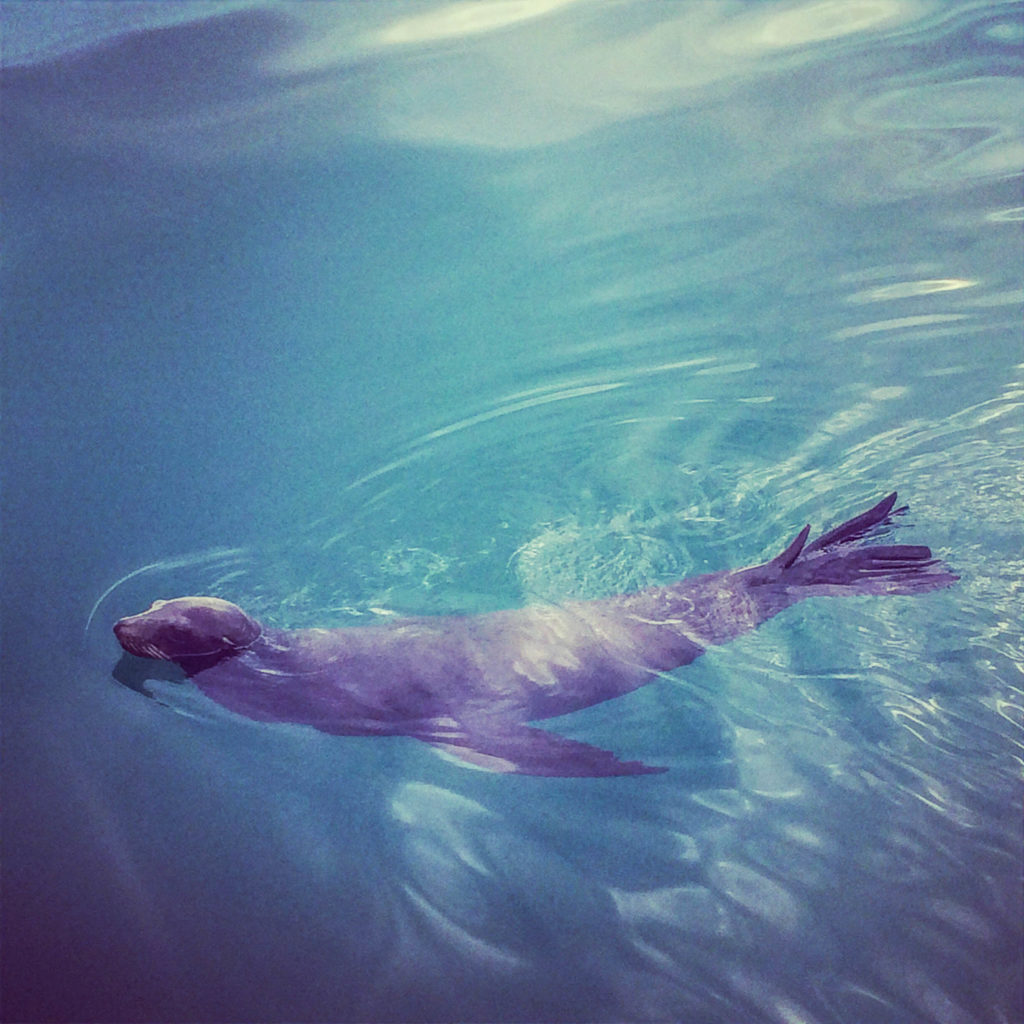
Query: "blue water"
2 3 1022 1022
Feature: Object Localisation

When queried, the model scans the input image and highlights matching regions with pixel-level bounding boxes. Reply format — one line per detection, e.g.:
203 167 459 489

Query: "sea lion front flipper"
426 725 667 777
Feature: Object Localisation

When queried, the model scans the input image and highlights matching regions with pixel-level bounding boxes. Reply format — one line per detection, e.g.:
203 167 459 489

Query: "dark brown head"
114 596 261 663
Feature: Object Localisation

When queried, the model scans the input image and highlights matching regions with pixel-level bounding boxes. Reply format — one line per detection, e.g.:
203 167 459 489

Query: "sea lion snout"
113 613 169 660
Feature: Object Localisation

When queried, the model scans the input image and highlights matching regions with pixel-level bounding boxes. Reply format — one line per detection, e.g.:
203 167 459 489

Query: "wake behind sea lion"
113 493 956 776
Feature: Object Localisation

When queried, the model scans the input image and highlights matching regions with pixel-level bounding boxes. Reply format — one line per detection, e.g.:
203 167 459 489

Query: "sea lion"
113 493 956 776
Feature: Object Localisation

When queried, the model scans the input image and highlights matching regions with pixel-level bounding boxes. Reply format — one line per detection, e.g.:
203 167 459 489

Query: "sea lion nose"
113 616 137 642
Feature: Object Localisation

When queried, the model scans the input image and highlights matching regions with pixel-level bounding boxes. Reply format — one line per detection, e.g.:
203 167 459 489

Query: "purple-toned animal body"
113 493 956 776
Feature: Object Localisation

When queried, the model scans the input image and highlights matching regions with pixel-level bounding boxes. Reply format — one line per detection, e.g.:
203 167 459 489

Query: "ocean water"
1 2 1022 1022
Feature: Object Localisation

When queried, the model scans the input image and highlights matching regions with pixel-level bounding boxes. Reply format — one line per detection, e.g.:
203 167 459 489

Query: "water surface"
2 2 1022 1022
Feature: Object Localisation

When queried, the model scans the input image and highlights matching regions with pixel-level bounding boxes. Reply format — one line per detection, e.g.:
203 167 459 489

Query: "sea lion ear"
221 629 256 649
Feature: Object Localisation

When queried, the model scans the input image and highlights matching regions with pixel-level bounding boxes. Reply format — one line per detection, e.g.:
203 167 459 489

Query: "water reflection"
5 0 1021 175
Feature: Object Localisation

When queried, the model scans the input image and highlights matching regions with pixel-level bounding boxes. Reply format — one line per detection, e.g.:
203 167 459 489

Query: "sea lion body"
113 493 956 775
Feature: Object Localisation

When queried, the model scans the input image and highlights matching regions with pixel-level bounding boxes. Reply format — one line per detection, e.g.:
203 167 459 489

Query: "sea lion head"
114 596 261 662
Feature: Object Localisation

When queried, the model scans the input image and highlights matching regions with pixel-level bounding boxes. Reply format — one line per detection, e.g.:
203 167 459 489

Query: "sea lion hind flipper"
769 524 811 569
780 537 958 594
749 493 956 597
426 725 667 777
803 491 900 554
762 492 900 576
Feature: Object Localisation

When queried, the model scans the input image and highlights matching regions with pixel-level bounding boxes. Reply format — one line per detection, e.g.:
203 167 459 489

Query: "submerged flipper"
425 724 667 777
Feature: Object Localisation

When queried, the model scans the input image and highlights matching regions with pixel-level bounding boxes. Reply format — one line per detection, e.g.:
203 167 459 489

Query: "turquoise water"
2 2 1022 1022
